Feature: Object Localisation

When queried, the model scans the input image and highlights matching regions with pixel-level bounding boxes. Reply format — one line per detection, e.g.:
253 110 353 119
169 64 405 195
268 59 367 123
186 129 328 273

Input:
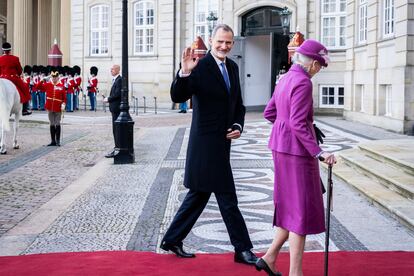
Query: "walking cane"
324 164 333 276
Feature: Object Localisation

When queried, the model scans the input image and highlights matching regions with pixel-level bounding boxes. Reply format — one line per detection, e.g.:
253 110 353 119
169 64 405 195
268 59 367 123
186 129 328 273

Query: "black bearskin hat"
90 66 98 76
44 65 51 75
57 66 64 75
23 65 32 75
63 65 71 76
73 65 81 75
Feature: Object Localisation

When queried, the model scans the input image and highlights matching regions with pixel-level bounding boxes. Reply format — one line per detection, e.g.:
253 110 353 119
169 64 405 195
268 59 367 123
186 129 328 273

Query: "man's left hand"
103 97 108 103
226 128 241 139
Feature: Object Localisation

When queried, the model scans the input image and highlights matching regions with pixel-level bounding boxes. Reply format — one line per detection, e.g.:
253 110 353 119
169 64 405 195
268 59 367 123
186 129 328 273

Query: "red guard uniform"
23 74 31 91
0 53 31 103
35 81 67 112
74 75 82 92
88 76 98 93
66 77 75 94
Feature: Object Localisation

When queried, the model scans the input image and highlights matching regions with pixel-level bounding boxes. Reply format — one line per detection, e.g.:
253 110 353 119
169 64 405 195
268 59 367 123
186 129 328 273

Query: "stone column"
51 0 61 45
60 0 71 65
37 0 52 65
13 0 33 65
6 0 13 45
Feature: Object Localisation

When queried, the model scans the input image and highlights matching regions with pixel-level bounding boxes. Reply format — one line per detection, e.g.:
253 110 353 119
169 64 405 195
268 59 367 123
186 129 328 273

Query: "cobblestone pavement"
0 110 413 256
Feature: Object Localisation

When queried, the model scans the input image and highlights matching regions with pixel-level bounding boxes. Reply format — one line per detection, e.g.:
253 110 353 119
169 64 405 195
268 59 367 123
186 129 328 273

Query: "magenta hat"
296 39 330 67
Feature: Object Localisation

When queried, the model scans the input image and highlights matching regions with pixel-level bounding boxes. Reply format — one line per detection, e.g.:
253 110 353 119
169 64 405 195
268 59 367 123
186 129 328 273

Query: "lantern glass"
279 7 292 35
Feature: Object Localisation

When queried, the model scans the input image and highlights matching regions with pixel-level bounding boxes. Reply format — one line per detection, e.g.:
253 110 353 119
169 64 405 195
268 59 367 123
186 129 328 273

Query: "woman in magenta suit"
256 39 337 276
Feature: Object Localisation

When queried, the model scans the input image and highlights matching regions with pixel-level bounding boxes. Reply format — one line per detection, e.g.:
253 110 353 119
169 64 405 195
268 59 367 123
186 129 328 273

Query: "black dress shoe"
22 110 32 116
160 243 195 258
105 151 115 158
47 142 57 146
255 258 282 276
234 250 258 265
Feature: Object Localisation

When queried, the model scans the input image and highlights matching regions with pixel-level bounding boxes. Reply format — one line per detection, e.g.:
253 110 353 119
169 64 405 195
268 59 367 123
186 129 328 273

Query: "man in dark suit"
104 64 122 158
160 24 257 265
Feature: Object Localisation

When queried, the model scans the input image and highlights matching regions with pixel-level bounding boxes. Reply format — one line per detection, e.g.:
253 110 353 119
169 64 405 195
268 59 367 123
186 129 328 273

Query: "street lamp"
279 6 292 36
206 11 218 38
114 0 135 164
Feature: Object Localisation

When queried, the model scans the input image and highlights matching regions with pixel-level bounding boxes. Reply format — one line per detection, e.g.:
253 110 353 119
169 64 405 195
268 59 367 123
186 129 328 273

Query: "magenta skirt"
272 151 325 235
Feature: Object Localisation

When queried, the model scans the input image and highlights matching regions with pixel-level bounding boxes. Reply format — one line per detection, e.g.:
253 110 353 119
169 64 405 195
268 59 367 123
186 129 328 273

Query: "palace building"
1 0 413 134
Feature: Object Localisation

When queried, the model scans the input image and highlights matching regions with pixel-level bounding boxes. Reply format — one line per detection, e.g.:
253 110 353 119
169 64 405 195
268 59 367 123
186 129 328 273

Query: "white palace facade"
1 0 413 134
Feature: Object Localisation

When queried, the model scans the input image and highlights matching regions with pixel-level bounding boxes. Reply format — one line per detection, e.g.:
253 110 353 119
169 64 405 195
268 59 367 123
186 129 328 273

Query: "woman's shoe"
255 258 282 276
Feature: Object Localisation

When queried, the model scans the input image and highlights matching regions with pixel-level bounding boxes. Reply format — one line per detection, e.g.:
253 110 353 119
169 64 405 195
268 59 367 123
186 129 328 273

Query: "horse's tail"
0 80 11 131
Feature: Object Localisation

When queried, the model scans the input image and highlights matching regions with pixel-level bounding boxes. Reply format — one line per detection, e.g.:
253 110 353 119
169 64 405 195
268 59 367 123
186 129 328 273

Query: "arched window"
134 0 155 55
194 0 218 42
90 4 110 56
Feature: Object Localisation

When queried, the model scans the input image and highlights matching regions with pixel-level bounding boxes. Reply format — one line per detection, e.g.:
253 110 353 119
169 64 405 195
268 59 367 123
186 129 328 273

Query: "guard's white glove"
103 97 108 103
61 103 66 111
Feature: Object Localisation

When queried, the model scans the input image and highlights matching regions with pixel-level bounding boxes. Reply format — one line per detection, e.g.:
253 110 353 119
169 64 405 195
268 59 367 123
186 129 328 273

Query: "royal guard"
65 67 75 112
87 66 98 111
73 65 82 110
31 65 40 110
37 66 47 110
0 42 32 115
58 66 66 84
34 70 66 146
22 65 32 108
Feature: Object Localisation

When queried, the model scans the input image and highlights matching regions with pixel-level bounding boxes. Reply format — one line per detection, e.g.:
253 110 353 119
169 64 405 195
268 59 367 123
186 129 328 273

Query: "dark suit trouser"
112 111 120 149
162 189 253 252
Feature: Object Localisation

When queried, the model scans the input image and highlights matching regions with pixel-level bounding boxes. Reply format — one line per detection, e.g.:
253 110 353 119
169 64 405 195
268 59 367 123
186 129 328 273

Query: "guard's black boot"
55 125 61 146
47 126 56 146
22 103 32 116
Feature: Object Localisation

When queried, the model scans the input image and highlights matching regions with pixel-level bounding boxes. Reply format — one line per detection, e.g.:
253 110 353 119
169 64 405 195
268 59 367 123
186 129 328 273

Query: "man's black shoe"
234 250 258 265
47 142 57 146
160 243 195 258
22 110 32 116
105 151 115 158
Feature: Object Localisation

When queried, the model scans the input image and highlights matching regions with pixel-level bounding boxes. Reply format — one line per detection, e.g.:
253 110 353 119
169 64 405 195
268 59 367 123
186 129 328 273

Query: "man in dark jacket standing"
104 64 122 158
160 24 257 265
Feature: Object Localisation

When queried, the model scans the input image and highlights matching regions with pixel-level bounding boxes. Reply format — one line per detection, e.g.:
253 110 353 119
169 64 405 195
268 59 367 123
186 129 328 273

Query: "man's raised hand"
181 47 199 74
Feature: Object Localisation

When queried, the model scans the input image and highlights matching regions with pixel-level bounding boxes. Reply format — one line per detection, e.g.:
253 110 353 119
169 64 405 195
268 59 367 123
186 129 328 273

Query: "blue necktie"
220 62 231 93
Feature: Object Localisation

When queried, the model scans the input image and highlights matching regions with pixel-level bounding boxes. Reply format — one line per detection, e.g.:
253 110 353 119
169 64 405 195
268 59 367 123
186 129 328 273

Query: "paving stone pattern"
1 111 413 255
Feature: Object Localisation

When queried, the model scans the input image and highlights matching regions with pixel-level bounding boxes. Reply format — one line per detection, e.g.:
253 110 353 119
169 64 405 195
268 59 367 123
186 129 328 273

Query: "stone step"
328 158 414 232
339 149 414 200
358 139 414 177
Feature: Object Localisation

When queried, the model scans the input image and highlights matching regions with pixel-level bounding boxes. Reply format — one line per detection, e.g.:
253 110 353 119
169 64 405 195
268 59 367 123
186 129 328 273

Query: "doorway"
232 6 290 109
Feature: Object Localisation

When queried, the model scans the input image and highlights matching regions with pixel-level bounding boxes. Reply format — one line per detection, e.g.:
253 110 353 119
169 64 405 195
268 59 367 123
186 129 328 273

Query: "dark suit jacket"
108 75 122 113
171 52 246 193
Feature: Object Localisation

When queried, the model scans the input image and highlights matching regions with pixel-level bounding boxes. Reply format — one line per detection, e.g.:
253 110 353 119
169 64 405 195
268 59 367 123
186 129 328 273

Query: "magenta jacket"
264 64 322 157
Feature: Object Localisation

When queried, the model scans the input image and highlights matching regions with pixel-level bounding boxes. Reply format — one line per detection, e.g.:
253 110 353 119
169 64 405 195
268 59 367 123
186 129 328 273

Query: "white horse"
0 78 21 154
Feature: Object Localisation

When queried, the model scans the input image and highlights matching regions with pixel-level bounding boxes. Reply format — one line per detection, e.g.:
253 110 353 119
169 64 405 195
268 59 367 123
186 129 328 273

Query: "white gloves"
61 103 66 111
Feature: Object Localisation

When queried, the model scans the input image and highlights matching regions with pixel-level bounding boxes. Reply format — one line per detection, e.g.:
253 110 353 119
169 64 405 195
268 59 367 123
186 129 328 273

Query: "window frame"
358 0 368 44
320 0 346 49
383 0 394 38
89 4 110 56
194 0 219 43
134 0 155 56
319 85 345 108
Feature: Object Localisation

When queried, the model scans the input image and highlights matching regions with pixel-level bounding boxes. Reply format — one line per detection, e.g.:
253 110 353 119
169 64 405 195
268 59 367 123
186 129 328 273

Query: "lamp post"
206 11 218 38
114 0 135 164
279 6 292 36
